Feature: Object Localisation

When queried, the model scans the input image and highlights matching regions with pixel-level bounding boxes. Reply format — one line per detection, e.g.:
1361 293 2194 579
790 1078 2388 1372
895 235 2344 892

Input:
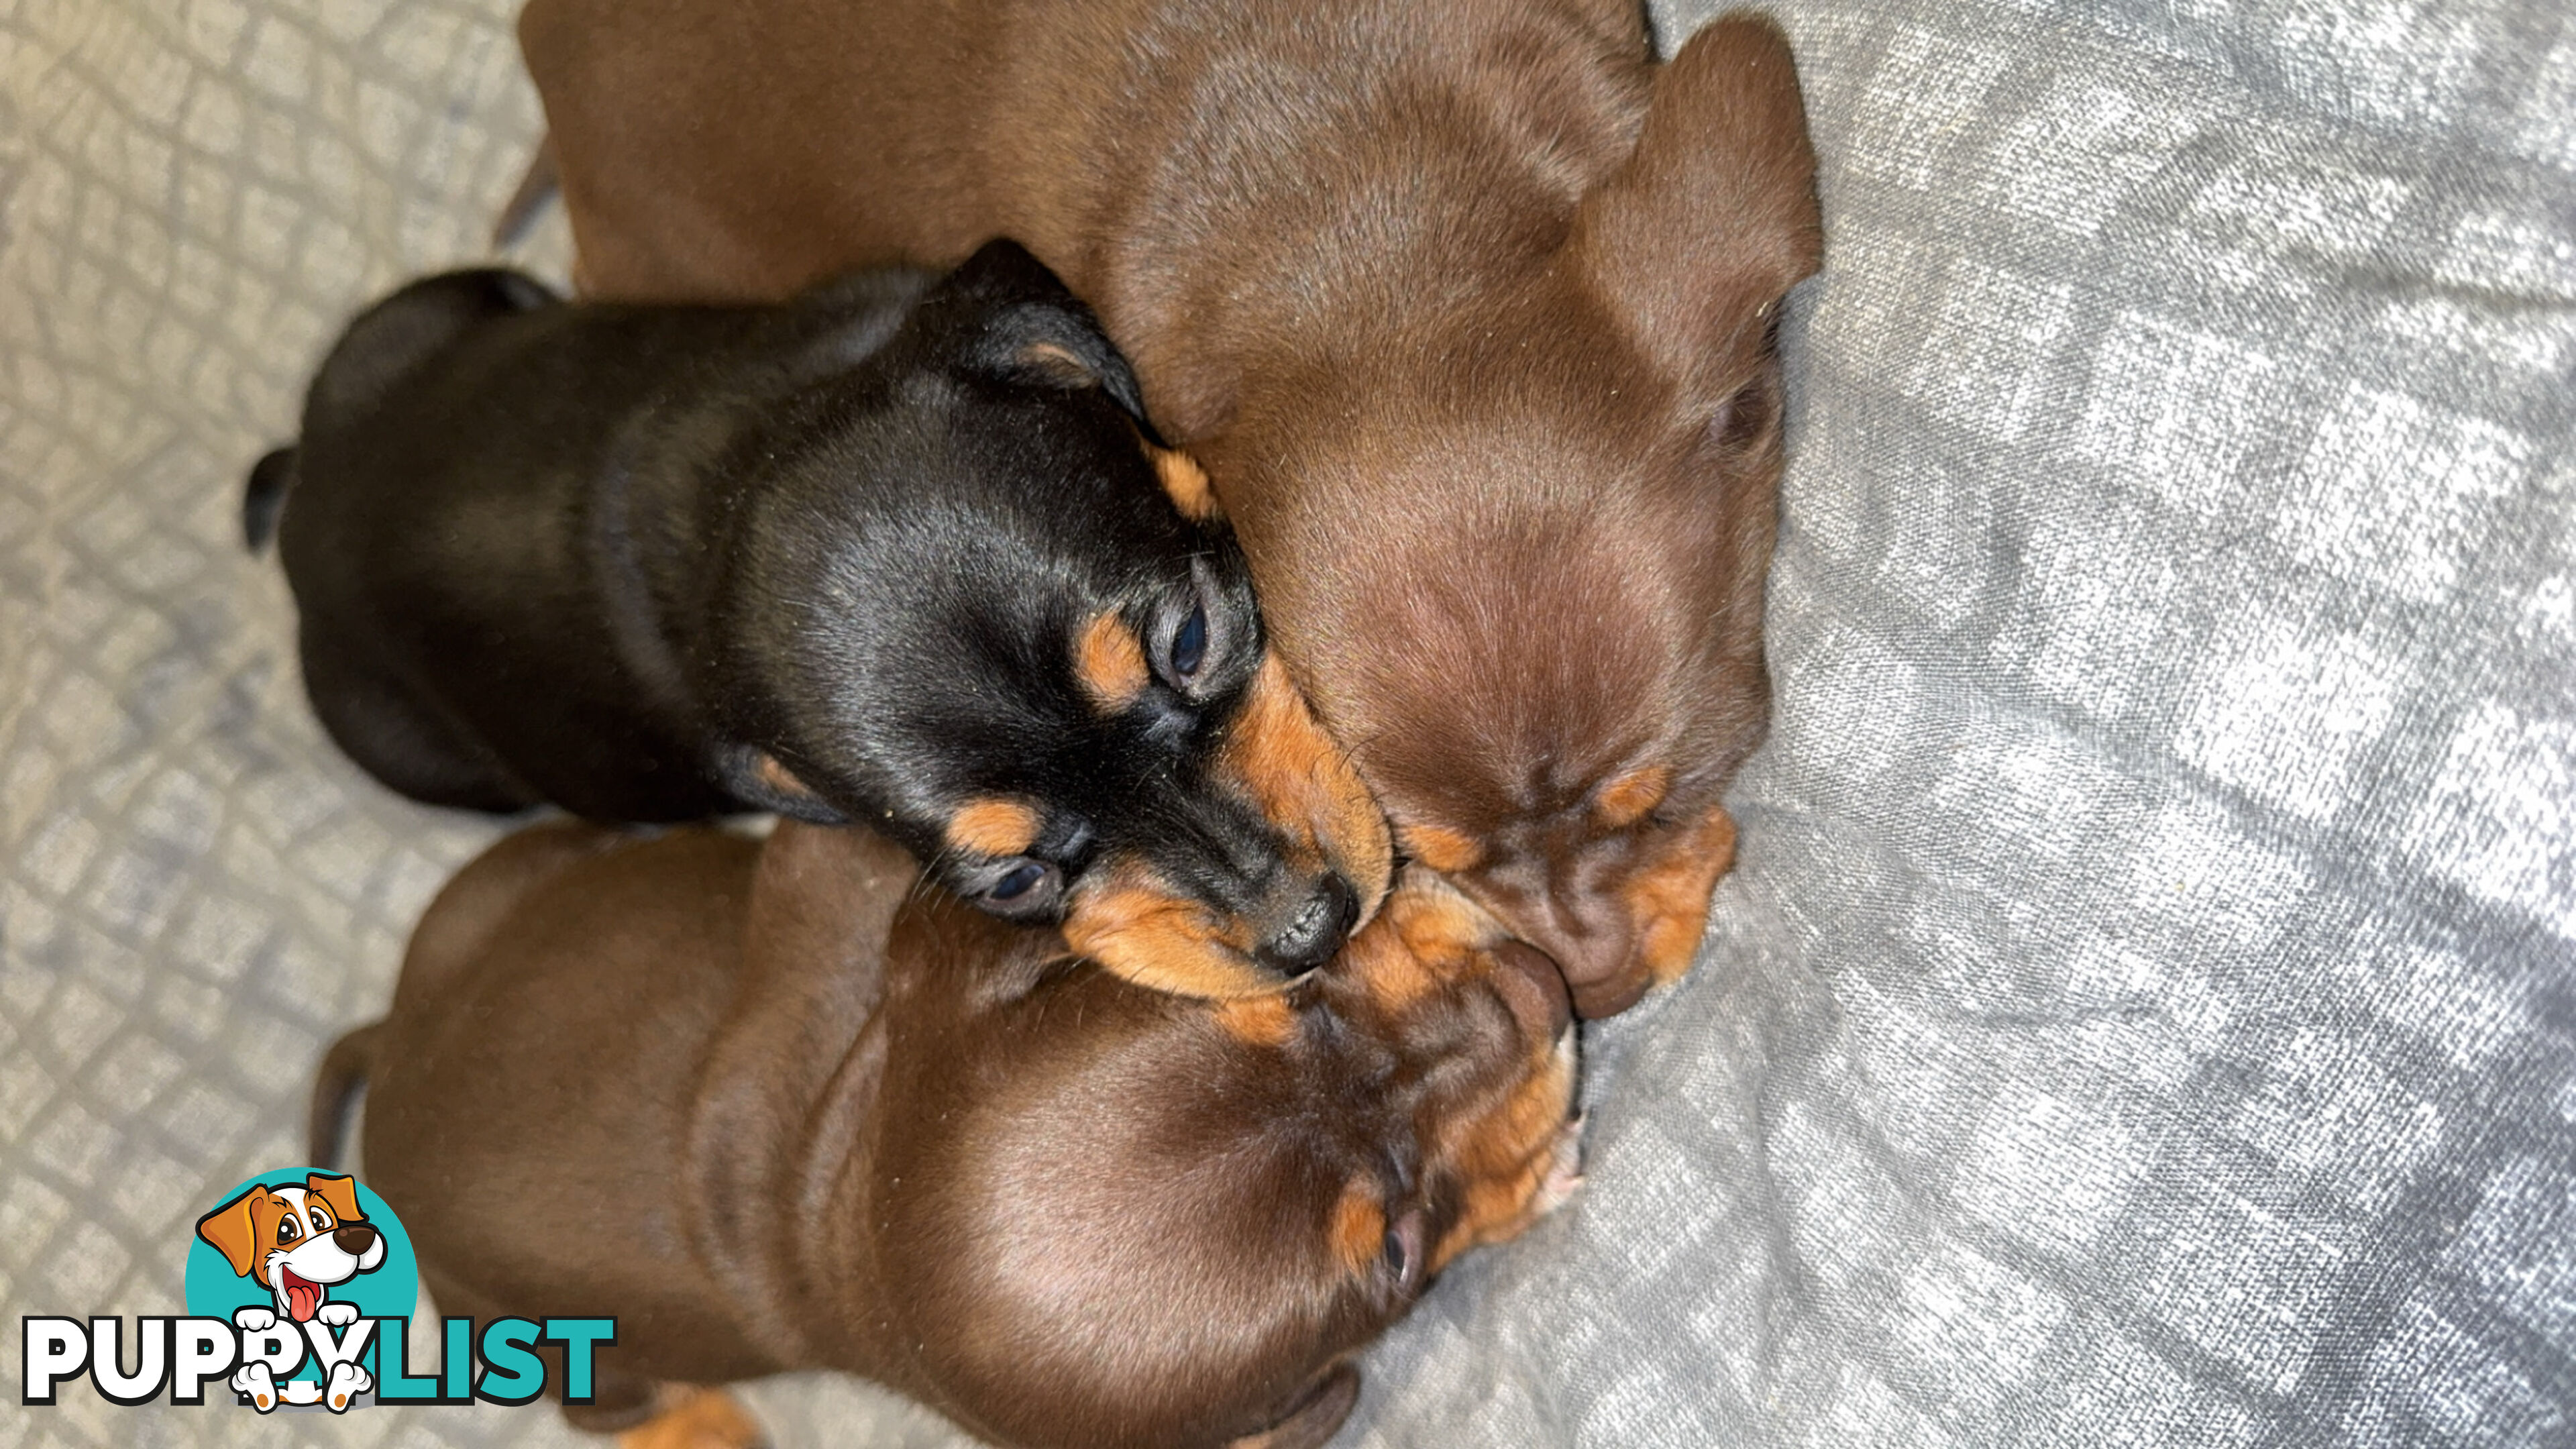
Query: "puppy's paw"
231 1306 276 1332
316 1300 359 1328
616 1385 767 1449
1530 1115 1587 1220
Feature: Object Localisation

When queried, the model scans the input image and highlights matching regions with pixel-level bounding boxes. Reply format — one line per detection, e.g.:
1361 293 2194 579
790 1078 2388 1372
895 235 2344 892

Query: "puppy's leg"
572 1380 761 1449
1226 1362 1358 1449
297 631 539 814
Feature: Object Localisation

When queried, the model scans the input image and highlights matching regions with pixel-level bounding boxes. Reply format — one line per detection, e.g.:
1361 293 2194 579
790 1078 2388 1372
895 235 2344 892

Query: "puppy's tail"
309 1022 384 1171
242 446 296 555
491 134 557 250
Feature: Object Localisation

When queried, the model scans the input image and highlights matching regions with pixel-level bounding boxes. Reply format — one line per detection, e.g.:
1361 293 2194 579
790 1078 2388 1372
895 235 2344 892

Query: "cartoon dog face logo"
193 1173 386 1324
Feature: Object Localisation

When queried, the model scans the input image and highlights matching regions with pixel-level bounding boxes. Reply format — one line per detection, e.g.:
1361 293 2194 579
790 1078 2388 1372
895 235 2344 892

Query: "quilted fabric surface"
1 0 2569 1446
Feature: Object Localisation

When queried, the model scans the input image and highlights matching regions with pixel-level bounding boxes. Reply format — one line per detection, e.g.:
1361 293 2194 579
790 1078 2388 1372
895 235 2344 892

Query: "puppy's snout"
1255 874 1359 979
331 1222 378 1256
1515 916 1644 1020
1487 941 1571 1041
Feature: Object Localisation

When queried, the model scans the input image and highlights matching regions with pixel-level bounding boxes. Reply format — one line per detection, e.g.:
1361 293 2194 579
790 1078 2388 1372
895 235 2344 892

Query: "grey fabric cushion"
1 1 2567 1447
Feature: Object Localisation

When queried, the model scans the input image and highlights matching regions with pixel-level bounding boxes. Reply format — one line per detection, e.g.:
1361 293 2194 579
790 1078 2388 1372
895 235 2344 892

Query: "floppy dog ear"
943 237 1156 431
196 1185 280 1280
305 1173 365 1225
1226 1363 1360 1449
1566 14 1819 398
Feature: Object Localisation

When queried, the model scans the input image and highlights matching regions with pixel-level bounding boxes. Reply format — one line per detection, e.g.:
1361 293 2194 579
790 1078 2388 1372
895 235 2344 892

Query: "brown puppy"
516 0 1822 1018
315 821 1578 1449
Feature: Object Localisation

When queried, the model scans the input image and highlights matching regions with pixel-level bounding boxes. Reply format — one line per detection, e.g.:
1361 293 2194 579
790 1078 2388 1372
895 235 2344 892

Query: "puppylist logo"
21 1167 615 1413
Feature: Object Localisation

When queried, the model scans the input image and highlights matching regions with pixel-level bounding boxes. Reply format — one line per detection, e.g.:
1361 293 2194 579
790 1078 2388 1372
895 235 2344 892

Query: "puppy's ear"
195 1185 278 1280
941 238 1156 431
1226 1363 1359 1449
305 1173 365 1226
1566 15 1819 396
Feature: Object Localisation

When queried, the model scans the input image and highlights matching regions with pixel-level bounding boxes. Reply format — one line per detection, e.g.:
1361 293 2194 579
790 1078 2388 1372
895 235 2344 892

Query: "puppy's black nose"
1256 875 1359 979
333 1223 378 1256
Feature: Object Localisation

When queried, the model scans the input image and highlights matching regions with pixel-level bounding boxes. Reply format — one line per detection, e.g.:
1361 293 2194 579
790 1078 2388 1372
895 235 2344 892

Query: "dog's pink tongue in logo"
281 1267 322 1322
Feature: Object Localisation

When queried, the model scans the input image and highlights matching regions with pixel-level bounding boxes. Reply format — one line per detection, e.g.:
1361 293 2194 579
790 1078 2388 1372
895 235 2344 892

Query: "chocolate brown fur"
321 822 1574 1448
519 0 1823 1017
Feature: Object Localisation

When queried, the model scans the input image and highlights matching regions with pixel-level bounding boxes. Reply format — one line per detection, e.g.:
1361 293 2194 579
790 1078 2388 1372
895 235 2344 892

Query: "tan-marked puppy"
518 0 1821 1016
315 820 1575 1449
256 239 1392 998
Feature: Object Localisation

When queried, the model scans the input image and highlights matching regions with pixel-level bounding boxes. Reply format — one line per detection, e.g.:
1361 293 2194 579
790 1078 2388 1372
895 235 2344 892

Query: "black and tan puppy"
252 239 1390 996
315 821 1579 1449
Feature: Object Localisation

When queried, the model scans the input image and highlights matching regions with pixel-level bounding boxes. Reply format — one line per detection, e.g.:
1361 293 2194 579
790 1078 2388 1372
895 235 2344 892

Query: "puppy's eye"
309 1208 329 1232
1153 556 1240 698
275 1218 299 1246
991 861 1048 902
1376 1205 1427 1293
1170 606 1208 681
968 855 1064 920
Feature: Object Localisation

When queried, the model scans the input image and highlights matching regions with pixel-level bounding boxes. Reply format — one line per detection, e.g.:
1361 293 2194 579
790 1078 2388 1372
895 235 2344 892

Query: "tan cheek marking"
1385 870 1501 973
1593 764 1672 831
1062 860 1276 1000
947 797 1042 858
1329 1183 1387 1277
1214 994 1297 1048
1346 913 1442 1015
1342 871 1504 1015
1075 611 1150 709
1218 653 1395 910
1399 822 1484 874
1623 804 1739 987
1152 446 1220 521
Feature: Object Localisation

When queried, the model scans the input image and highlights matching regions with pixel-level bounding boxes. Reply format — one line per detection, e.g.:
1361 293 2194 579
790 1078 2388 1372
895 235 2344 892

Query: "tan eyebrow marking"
947 798 1042 857
1329 1182 1387 1276
1152 446 1220 521
1075 610 1150 709
1399 822 1483 873
1593 764 1672 830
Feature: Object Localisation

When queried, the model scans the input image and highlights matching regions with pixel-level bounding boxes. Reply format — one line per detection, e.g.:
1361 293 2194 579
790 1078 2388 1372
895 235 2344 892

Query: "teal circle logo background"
182 1168 419 1382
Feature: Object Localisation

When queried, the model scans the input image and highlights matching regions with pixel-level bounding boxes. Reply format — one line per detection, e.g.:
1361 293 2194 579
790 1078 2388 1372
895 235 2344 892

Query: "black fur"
258 240 1364 973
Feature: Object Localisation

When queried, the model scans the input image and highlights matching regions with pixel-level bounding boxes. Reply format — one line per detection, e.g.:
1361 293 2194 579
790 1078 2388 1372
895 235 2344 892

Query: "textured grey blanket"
3 0 2568 1445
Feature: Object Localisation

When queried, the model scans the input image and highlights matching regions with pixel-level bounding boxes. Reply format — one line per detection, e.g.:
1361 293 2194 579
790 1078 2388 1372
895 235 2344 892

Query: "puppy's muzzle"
1486 940 1571 1041
1254 873 1359 979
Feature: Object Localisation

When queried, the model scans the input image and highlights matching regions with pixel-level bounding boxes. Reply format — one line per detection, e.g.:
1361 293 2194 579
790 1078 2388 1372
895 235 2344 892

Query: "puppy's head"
193 1173 388 1323
1213 17 1817 1018
870 867 1575 1449
731 239 1391 1000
